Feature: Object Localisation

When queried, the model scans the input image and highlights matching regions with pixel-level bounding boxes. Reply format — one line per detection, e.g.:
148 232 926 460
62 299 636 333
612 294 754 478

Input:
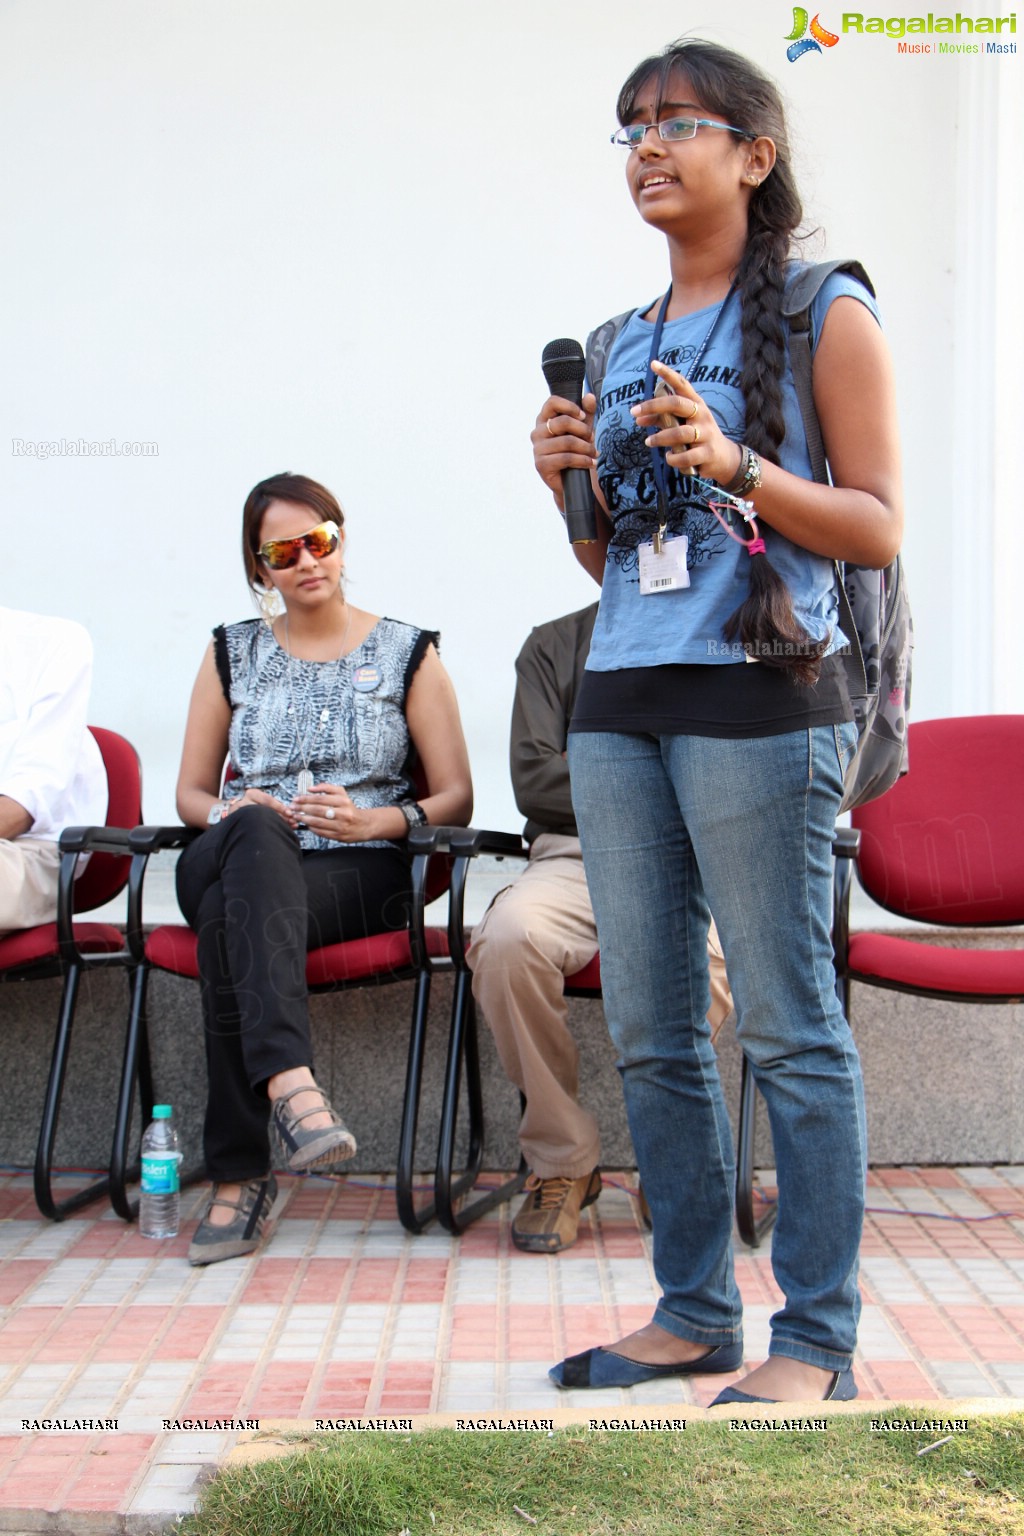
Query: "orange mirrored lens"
260 521 339 569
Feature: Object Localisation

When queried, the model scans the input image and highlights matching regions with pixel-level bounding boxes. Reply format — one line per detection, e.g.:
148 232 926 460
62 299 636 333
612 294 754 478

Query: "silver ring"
325 807 336 820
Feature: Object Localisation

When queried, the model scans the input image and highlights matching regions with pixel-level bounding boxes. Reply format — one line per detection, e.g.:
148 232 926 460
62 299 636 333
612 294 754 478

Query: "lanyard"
643 283 735 515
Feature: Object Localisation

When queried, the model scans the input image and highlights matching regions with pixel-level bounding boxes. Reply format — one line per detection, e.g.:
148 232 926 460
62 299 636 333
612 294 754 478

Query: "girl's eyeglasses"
611 118 756 149
258 520 340 570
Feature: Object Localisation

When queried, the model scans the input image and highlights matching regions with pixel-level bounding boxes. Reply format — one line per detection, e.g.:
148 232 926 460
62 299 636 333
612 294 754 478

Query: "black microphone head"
541 338 586 405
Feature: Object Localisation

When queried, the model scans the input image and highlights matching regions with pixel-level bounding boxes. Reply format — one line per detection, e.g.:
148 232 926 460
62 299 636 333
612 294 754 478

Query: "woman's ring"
325 807 336 820
688 400 699 420
692 425 701 444
546 419 555 436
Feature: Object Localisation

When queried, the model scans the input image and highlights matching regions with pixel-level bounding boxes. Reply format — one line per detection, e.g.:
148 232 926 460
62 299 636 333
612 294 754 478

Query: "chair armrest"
432 826 529 968
122 824 202 959
128 824 204 855
405 827 528 968
405 826 447 969
831 827 861 978
449 827 528 860
405 825 526 859
56 826 137 959
406 824 449 856
59 825 134 857
405 826 495 969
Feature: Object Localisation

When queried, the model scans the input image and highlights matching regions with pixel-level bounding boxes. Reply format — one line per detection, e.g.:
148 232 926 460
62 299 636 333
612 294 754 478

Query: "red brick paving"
1 1167 1023 1523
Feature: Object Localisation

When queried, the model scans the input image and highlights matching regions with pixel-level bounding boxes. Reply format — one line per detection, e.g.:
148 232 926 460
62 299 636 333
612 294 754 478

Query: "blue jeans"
567 723 865 1371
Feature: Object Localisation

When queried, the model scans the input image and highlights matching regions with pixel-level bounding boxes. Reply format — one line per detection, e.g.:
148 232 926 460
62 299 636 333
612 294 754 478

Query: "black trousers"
175 807 411 1181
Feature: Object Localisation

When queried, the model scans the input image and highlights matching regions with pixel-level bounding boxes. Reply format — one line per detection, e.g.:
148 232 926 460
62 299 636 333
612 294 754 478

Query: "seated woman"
175 472 473 1265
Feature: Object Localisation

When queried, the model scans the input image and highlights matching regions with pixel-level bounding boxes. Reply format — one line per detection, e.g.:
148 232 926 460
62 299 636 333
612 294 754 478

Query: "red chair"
119 818 480 1233
833 715 1024 1015
0 727 144 1220
430 827 773 1243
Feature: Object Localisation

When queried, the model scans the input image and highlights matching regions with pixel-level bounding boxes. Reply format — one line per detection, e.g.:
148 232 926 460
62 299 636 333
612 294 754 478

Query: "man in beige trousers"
468 603 732 1253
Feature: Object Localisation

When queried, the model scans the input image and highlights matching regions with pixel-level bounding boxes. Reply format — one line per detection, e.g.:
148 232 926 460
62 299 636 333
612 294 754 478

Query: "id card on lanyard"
638 532 689 594
638 284 733 595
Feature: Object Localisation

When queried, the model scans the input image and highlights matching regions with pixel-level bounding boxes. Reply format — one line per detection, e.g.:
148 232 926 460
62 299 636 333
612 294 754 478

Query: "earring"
747 174 761 186
256 587 284 624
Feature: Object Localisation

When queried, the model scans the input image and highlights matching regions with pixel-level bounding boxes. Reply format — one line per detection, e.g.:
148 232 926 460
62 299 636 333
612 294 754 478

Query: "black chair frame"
28 825 150 1221
425 826 528 1234
120 822 478 1235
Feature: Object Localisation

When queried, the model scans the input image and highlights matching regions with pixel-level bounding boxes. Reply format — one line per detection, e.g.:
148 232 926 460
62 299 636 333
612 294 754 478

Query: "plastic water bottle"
139 1105 181 1239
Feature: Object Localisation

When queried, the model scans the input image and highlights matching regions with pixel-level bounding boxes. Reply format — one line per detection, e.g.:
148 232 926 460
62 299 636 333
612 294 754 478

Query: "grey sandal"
270 1084 357 1172
188 1174 280 1266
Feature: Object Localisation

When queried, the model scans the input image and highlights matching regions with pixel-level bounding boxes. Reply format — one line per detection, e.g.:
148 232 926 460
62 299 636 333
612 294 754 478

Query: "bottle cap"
153 1105 172 1118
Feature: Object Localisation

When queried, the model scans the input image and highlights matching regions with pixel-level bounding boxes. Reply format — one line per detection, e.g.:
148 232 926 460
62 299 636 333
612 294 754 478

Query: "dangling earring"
256 586 284 625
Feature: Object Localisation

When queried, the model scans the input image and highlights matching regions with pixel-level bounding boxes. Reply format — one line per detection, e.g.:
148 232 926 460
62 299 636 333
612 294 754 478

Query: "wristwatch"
398 801 428 829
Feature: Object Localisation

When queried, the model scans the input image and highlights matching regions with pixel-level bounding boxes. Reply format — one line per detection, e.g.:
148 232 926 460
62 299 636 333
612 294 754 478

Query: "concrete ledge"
1 935 1021 1179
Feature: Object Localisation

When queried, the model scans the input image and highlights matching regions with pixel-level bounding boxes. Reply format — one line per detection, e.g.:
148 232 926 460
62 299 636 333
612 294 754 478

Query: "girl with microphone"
532 39 902 1405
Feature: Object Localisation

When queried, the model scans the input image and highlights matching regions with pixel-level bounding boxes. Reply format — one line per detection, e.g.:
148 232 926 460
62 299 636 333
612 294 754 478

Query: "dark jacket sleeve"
509 604 598 842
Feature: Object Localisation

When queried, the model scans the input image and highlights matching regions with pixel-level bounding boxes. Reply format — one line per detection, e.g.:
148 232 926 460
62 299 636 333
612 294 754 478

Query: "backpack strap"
782 259 876 700
588 264 875 440
782 259 875 486
584 308 636 414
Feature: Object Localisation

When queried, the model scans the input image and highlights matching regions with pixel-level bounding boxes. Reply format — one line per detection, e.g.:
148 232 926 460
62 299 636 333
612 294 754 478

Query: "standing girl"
532 40 902 1404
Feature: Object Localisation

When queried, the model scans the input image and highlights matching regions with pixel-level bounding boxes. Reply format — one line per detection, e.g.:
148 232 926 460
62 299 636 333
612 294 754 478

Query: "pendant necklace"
282 605 353 795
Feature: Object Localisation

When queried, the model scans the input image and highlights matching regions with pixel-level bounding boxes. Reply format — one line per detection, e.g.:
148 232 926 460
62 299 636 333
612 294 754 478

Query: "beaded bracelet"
723 444 763 499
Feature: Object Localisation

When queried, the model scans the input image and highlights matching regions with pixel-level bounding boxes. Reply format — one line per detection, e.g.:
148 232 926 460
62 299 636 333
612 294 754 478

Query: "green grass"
178 1412 1024 1536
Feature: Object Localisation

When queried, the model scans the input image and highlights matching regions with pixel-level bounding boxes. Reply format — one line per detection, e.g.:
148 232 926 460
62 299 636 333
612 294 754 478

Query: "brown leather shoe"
511 1168 601 1253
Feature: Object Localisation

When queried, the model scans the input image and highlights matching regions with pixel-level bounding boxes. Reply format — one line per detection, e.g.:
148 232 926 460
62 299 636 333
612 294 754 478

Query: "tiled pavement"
1 1164 1023 1531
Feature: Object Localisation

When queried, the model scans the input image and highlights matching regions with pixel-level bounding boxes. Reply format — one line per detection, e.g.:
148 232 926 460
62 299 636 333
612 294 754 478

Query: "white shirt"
0 607 108 842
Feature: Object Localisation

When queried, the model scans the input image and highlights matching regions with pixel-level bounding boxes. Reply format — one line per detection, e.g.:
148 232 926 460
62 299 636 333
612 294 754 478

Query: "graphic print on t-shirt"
597 339 745 581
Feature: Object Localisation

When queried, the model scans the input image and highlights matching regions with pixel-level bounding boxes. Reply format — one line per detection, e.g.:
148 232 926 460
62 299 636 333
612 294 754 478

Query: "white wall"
1 1 1019 831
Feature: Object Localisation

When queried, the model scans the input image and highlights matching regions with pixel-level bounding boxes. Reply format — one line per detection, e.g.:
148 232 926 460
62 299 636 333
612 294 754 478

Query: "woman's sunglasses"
258 520 340 570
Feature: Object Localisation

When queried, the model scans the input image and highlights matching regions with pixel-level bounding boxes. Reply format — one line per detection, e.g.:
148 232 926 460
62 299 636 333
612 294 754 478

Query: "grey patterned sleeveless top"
213 616 438 851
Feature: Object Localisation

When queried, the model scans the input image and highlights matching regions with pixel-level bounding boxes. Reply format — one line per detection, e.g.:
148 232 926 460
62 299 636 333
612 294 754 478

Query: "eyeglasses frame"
611 118 757 149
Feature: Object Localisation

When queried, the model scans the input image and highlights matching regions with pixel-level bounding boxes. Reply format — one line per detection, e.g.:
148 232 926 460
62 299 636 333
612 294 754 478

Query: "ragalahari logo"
785 9 841 59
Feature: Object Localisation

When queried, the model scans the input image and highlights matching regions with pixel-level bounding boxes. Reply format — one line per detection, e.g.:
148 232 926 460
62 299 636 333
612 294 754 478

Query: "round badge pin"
352 664 382 693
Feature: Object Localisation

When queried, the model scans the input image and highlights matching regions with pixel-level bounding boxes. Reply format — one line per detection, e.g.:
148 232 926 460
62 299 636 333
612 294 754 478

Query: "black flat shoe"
710 1367 857 1406
550 1339 744 1390
188 1174 281 1266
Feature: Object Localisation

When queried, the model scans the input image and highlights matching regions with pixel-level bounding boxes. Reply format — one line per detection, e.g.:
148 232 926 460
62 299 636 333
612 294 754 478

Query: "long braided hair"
617 41 829 684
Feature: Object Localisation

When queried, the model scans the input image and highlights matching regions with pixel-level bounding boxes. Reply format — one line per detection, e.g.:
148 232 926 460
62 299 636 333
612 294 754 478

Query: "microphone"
541 338 597 544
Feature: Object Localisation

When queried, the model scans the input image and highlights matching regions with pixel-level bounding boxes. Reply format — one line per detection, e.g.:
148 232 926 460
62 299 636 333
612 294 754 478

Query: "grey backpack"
585 259 913 811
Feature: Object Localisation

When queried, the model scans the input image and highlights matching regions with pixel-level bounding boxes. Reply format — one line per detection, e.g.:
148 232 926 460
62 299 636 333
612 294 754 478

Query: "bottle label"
141 1152 181 1194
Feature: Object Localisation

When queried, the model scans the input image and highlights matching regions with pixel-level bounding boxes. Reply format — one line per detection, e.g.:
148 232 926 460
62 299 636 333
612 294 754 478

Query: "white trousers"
0 837 62 934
